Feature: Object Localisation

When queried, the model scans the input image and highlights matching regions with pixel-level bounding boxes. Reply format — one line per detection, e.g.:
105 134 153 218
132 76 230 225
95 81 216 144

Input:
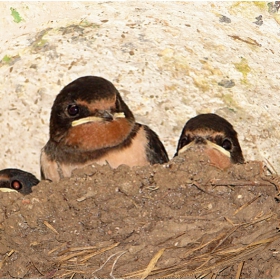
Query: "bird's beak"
71 112 125 127
0 188 18 193
178 140 231 158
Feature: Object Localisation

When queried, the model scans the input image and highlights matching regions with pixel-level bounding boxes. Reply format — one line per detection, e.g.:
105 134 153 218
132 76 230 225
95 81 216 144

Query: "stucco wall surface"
1 2 280 178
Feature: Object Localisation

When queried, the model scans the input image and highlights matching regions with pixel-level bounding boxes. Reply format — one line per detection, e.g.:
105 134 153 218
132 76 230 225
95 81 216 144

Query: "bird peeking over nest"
41 76 169 182
0 168 39 195
174 113 244 169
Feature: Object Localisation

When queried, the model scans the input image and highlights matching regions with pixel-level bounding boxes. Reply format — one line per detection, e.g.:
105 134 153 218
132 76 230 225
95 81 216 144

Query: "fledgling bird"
175 113 244 169
41 76 169 182
0 168 39 195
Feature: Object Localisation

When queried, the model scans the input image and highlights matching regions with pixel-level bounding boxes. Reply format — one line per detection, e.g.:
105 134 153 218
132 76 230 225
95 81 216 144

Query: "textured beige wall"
1 2 280 178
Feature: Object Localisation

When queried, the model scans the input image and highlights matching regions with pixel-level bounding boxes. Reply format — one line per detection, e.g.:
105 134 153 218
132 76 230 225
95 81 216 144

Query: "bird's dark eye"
67 104 80 117
222 139 232 151
11 180 22 190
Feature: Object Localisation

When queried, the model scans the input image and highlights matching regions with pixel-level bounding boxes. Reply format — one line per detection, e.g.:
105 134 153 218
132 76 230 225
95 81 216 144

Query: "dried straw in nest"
123 215 280 279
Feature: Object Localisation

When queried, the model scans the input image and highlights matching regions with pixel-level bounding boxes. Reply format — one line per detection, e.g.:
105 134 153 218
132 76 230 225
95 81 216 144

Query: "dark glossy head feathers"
49 76 135 142
0 168 39 195
175 113 244 164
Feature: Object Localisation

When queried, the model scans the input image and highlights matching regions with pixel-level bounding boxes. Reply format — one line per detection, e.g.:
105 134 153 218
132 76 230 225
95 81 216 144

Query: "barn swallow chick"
0 168 39 195
41 76 169 182
175 113 244 169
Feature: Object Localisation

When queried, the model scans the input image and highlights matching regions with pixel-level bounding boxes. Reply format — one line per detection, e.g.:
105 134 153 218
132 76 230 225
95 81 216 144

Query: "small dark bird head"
0 169 39 195
49 76 135 151
175 113 244 166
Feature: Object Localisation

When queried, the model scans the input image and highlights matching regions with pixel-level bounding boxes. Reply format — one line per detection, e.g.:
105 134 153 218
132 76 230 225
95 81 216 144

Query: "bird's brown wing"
142 124 169 165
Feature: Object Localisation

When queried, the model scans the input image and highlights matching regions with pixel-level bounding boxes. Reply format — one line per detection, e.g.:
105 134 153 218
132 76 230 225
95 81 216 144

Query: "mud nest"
0 149 280 279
